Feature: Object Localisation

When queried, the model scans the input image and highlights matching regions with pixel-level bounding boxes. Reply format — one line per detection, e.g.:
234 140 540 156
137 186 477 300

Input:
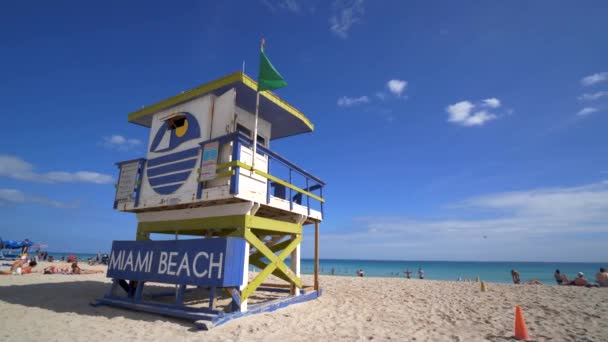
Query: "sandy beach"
0 262 606 341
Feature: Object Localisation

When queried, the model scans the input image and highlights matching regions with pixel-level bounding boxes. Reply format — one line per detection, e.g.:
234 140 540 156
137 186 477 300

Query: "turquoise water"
300 259 606 285
42 252 605 285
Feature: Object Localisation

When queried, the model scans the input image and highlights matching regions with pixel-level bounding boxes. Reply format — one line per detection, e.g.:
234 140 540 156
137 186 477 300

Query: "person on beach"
511 269 521 284
554 269 569 285
595 267 608 287
7 258 27 272
43 265 70 274
571 272 590 286
418 268 424 279
356 269 364 277
21 238 30 255
0 261 37 275
71 262 103 274
405 269 412 279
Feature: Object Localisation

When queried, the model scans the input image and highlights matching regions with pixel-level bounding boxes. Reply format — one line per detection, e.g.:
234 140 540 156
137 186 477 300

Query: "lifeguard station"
94 71 325 329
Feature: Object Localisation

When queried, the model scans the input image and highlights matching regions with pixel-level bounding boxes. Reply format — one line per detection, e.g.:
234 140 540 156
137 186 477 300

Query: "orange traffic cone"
514 305 530 341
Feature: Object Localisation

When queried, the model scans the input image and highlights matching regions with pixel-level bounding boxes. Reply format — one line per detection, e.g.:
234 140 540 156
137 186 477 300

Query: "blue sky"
1 1 607 262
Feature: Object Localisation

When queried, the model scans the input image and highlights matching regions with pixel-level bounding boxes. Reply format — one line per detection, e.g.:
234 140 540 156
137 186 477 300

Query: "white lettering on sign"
193 251 209 278
110 248 226 279
176 252 190 277
135 251 153 272
166 252 178 275
123 251 134 271
158 252 168 274
209 252 224 279
109 250 124 270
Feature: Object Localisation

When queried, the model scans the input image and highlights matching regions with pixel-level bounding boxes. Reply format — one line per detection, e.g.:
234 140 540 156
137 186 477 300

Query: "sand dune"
0 262 606 341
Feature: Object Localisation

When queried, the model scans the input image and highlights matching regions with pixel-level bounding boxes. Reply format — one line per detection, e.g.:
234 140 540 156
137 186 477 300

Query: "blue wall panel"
107 238 246 287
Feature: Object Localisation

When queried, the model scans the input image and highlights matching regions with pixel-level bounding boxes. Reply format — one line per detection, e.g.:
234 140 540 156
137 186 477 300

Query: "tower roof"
128 72 314 140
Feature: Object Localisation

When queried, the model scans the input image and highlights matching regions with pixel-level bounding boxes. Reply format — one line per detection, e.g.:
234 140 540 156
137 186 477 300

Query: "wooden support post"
314 221 320 292
134 281 144 301
238 241 250 312
209 287 217 309
175 284 186 305
290 235 301 296
108 279 119 297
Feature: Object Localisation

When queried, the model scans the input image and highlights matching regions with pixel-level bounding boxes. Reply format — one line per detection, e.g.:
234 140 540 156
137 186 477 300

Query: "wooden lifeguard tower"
94 71 324 329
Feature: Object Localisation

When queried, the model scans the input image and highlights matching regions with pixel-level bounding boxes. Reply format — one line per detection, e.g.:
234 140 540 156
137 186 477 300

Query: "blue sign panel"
107 238 246 287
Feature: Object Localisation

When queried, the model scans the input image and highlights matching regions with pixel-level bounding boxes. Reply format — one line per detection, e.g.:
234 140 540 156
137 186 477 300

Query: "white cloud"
463 110 497 126
0 188 77 208
375 91 387 101
387 79 407 97
481 98 501 108
446 99 503 127
578 91 608 101
101 135 142 151
0 189 25 203
576 107 599 116
0 154 114 184
318 180 608 261
329 0 365 38
262 0 311 14
447 101 474 122
581 72 608 86
337 95 370 107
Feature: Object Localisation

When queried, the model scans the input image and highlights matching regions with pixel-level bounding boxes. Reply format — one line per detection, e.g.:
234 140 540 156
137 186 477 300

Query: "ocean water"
39 252 605 285
299 259 606 285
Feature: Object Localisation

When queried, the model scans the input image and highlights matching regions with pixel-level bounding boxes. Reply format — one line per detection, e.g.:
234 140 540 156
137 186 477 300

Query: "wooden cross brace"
241 229 302 300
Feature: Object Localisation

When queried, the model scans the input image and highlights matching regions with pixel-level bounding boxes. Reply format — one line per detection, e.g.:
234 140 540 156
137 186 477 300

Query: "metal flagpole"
251 38 264 172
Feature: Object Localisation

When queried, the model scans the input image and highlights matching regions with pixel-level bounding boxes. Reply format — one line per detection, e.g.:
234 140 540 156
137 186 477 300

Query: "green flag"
257 46 287 92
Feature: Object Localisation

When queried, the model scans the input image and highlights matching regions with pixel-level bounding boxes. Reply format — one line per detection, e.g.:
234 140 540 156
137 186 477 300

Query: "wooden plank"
249 259 292 284
247 215 302 234
260 283 313 289
314 221 320 292
212 290 321 328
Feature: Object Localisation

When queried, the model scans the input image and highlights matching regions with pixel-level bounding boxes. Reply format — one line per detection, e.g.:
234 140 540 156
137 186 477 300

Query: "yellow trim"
197 169 235 182
241 230 302 300
220 160 324 202
127 71 313 132
230 160 323 202
240 73 313 132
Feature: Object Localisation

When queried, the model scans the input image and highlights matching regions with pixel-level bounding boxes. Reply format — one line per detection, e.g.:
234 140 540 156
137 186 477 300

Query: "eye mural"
146 112 201 195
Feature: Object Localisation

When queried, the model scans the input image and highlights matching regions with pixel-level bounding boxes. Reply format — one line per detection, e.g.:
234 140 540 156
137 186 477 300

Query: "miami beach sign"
106 238 246 287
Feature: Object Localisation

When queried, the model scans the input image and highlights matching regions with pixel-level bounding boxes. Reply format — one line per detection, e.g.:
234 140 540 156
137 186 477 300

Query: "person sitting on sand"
511 269 521 284
554 269 569 285
71 262 103 274
595 267 608 287
0 261 37 275
570 272 590 286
